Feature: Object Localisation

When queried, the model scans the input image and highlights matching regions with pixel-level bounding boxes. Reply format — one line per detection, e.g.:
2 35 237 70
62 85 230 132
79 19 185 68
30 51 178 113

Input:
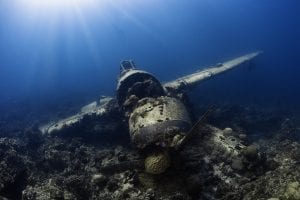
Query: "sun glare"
17 0 98 13
25 0 95 8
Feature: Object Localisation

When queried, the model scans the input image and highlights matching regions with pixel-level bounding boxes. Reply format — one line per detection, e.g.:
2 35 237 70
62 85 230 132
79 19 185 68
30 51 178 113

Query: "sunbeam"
20 0 96 9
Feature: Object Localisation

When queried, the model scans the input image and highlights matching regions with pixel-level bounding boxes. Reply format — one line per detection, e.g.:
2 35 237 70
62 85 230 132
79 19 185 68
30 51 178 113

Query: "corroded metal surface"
39 97 120 136
129 96 191 149
163 51 262 92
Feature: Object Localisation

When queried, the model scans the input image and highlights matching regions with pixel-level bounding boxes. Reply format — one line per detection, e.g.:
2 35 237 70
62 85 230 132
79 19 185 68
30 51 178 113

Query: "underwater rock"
168 192 192 200
138 172 157 189
283 182 300 200
0 138 27 199
223 127 233 135
144 151 171 174
1 103 300 199
238 133 247 140
106 178 119 192
100 170 145 199
22 179 76 200
231 158 244 171
91 173 108 187
63 175 91 199
242 145 258 161
0 196 10 200
185 174 203 195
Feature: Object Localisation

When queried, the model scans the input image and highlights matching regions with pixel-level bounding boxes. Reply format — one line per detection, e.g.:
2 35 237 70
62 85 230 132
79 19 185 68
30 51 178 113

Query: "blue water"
0 0 299 117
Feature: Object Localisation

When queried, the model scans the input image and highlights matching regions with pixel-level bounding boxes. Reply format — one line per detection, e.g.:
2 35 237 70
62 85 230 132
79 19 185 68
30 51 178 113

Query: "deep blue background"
0 0 299 118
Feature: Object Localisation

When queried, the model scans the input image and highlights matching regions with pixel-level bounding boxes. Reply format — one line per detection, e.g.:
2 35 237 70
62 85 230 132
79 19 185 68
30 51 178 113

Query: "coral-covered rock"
0 138 27 199
145 151 170 174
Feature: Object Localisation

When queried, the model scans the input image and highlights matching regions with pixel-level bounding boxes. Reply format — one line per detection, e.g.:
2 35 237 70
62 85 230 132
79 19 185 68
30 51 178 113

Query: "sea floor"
0 102 299 200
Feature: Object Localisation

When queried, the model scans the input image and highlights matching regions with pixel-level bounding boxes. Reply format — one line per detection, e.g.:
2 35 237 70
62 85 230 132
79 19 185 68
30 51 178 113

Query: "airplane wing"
163 51 262 93
39 96 122 137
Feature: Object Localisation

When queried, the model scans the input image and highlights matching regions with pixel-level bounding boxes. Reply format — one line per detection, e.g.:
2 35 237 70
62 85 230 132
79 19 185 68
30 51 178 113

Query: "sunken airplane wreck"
40 51 262 175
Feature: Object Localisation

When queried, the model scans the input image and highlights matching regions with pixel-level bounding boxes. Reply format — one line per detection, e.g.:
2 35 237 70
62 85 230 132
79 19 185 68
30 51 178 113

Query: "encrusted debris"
0 104 299 199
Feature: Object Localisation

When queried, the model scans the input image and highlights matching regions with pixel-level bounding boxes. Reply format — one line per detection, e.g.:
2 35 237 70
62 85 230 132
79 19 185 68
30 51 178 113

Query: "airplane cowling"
128 96 192 150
